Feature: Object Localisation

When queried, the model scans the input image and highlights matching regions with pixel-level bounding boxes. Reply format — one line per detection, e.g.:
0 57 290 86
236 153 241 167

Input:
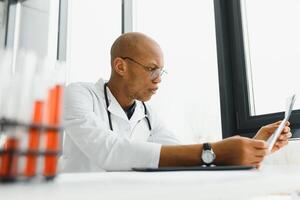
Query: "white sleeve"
147 105 182 145
63 83 161 171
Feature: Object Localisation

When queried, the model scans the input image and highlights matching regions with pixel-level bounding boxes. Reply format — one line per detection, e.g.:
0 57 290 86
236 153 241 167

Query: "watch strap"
203 143 211 151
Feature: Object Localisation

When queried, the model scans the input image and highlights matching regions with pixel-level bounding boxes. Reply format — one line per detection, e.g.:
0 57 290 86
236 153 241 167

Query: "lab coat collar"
129 102 147 125
95 79 146 123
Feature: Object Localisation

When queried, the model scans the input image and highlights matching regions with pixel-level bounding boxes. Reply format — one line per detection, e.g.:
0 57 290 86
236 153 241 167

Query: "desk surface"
1 165 300 200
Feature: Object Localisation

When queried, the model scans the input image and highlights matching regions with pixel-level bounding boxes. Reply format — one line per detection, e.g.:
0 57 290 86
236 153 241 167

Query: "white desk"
1 165 300 200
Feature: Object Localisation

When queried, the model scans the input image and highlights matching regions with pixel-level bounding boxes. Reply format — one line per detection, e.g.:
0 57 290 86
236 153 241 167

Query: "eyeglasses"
120 56 167 80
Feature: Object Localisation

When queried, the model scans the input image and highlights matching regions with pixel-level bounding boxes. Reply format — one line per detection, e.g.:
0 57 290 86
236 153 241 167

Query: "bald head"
110 32 163 67
108 32 164 105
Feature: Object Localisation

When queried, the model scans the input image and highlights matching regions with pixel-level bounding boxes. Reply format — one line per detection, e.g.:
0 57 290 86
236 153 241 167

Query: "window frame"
0 0 9 48
57 0 67 61
214 0 300 138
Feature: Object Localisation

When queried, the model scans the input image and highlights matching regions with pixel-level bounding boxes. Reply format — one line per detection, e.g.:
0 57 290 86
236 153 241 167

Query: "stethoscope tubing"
104 83 152 131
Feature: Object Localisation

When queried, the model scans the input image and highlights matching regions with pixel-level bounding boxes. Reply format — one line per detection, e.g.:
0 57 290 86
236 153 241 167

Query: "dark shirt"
124 101 136 120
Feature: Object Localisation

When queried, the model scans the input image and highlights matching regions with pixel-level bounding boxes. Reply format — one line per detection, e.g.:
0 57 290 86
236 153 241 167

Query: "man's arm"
159 136 268 167
159 121 291 167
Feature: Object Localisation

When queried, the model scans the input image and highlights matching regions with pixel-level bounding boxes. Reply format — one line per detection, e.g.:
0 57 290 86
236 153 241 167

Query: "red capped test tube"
24 100 44 177
43 84 63 178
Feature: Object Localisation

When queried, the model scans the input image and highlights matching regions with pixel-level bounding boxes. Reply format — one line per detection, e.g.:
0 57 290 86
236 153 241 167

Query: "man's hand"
254 121 292 153
212 136 268 167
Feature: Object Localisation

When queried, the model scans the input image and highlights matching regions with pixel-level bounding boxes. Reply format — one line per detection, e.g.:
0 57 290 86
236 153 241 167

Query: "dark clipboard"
132 165 255 172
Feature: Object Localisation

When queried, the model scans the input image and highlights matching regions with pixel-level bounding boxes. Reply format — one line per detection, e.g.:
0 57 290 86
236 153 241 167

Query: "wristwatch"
201 143 216 165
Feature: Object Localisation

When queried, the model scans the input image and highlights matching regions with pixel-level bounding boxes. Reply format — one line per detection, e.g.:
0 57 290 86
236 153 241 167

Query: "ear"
113 57 127 76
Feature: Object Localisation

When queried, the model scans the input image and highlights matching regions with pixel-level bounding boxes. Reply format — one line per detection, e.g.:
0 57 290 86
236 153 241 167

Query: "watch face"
202 150 215 164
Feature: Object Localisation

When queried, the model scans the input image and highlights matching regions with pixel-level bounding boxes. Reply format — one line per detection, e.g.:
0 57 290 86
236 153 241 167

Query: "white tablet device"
267 94 296 151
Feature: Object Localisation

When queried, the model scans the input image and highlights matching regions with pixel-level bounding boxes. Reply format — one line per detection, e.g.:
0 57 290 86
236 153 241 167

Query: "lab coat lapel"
129 102 146 125
107 90 128 121
94 79 128 121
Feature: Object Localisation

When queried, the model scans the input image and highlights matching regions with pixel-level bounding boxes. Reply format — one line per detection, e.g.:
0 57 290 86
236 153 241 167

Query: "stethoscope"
104 83 152 131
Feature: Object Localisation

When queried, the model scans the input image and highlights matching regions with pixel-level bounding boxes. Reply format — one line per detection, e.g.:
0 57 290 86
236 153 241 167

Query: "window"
132 0 221 142
215 0 300 138
66 0 121 83
241 0 300 116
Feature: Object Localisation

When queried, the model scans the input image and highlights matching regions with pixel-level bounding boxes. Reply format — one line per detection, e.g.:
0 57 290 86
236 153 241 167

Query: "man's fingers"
264 121 291 137
275 140 288 147
283 126 290 133
278 132 292 140
250 160 263 166
253 148 269 157
252 140 268 149
262 123 281 135
268 121 290 131
273 121 290 126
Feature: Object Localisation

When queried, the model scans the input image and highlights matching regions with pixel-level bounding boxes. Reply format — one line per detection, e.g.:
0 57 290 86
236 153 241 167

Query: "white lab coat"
61 79 180 172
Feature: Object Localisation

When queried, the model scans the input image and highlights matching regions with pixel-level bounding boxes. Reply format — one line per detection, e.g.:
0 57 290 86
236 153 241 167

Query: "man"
61 32 291 172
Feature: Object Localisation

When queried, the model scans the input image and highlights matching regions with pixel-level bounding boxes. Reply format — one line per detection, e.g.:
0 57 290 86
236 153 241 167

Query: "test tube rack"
0 117 63 183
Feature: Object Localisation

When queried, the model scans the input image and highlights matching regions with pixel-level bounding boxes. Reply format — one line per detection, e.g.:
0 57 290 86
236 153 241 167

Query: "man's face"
124 51 164 102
